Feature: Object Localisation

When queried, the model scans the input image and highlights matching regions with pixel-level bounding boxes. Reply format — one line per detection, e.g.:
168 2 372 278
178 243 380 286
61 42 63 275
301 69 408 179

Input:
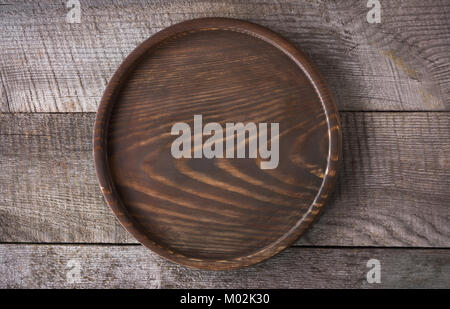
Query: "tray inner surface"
107 29 329 260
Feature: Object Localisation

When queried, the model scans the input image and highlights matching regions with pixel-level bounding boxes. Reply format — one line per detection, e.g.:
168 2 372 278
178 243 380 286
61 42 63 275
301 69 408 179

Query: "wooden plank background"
0 0 449 288
1 112 449 246
1 0 449 112
1 245 449 288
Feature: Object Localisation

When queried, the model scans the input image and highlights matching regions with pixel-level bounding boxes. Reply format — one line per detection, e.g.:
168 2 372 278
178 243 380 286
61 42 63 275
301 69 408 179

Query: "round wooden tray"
94 18 341 270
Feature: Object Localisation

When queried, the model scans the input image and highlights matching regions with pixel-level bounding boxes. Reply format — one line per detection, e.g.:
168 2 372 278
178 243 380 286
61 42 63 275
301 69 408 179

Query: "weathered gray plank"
0 112 449 246
0 0 449 112
0 113 135 244
0 244 448 288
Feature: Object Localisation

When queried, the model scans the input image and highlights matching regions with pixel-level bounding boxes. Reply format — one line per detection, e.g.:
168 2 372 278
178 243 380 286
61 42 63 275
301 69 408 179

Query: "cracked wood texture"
0 0 449 112
0 0 449 287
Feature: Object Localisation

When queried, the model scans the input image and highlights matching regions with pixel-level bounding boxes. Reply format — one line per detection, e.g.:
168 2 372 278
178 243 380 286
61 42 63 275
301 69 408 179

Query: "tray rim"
93 17 342 270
